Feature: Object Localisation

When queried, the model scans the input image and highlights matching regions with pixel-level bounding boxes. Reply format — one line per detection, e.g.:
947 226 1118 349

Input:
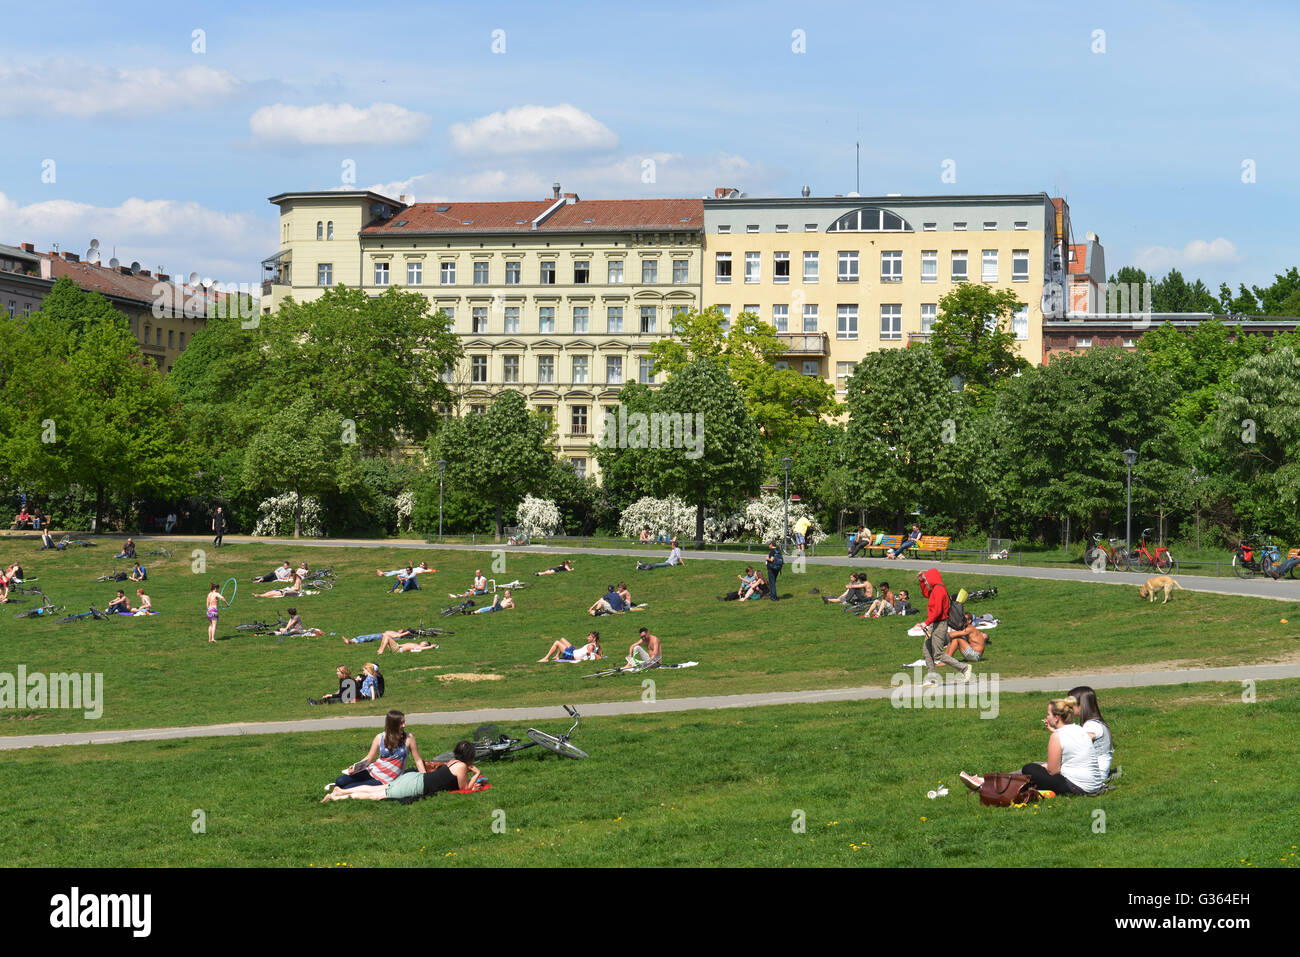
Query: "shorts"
206 607 218 621
558 647 575 661
961 648 982 662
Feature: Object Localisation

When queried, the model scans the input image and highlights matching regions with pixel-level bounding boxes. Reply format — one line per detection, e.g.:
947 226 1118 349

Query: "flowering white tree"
514 495 562 537
253 493 325 537
618 495 746 544
395 490 415 532
741 493 826 544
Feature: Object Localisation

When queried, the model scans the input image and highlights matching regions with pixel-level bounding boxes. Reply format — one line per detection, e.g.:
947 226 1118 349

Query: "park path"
2 661 1296 752
83 533 1300 602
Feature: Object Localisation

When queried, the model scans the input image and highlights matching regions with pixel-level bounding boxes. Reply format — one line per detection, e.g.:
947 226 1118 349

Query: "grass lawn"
1 681 1296 867
2 542 1298 736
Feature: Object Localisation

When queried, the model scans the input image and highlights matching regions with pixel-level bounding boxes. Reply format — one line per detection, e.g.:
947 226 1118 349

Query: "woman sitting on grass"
273 608 305 636
253 573 303 599
359 663 382 700
1069 685 1117 779
323 741 484 802
960 696 1105 797
824 573 872 606
327 710 426 792
538 631 602 663
309 666 356 705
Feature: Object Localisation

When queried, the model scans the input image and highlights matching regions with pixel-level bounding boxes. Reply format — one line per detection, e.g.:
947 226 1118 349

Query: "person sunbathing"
533 560 574 576
376 561 433 577
133 589 152 614
588 584 626 616
539 631 603 663
379 636 437 654
106 590 132 614
253 561 294 584
472 589 514 614
254 573 303 598
450 570 488 598
322 741 483 802
824 573 873 606
344 628 413 645
862 581 897 617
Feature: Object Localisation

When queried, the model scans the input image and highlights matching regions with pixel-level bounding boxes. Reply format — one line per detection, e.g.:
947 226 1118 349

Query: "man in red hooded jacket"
917 568 972 686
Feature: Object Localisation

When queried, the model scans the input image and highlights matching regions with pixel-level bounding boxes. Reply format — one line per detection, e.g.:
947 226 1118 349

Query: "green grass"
2 542 1298 735
1 682 1297 867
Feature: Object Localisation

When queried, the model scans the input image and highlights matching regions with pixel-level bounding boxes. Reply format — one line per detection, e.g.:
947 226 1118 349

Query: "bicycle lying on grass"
406 622 454 638
432 706 587 762
235 613 289 635
440 599 476 618
14 593 64 618
56 537 97 549
142 547 172 558
93 571 131 582
57 606 110 623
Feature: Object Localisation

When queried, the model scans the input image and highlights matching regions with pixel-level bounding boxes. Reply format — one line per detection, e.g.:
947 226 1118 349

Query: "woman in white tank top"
960 697 1103 797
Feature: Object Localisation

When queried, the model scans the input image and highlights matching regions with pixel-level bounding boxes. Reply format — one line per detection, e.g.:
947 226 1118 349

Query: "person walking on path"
212 507 226 548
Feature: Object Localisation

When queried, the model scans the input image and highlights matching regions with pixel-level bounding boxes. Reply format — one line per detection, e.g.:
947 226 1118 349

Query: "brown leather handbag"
977 773 1040 807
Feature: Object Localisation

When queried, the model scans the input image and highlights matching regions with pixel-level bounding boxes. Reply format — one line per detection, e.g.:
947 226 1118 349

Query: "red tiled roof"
362 198 703 235
46 257 160 305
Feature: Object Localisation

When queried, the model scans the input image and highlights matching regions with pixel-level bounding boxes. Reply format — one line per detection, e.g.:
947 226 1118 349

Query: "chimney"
120 266 132 275
563 192 578 204
553 182 561 200
140 269 151 277
158 273 169 282
399 194 408 204
21 243 34 252
63 251 80 262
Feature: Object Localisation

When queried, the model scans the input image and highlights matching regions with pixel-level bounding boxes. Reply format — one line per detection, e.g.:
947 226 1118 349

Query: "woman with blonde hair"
960 696 1104 796
359 662 382 700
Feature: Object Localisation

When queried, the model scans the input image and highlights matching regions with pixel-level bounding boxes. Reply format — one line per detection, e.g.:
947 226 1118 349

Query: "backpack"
947 599 966 631
769 547 784 570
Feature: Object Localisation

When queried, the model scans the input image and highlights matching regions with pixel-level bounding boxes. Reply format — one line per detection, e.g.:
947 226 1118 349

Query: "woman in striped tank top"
331 710 426 791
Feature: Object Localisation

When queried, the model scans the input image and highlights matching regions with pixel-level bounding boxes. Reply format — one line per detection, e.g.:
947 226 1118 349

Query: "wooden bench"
866 534 904 557
914 535 951 559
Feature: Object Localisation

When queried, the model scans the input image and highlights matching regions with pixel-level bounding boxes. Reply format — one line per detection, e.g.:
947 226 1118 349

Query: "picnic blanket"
116 609 160 616
907 618 999 637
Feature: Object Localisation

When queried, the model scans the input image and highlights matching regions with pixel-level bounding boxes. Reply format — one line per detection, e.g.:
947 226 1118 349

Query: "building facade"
701 192 1067 399
265 188 703 476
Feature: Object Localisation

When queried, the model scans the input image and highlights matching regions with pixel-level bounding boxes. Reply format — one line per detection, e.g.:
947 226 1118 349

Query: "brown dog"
1139 576 1183 603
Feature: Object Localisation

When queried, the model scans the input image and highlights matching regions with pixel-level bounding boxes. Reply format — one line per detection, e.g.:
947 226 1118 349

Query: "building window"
921 250 938 283
836 361 855 394
746 224 759 233
1013 306 1029 340
639 357 655 384
607 306 623 333
539 307 555 334
983 221 997 231
1013 249 1029 282
954 221 967 231
836 305 858 340
575 260 590 284
327 221 334 240
952 250 968 281
642 259 658 284
537 355 555 383
536 405 553 420
573 306 589 334
374 262 390 286
718 305 731 335
316 221 323 240
773 251 790 283
502 355 520 383
828 208 911 231
608 260 624 284
606 356 623 384
982 250 998 283
470 405 487 415
744 252 760 283
571 406 588 435
571 457 587 478
470 355 487 383
801 360 819 376
168 330 174 348
540 261 556 284
803 304 819 332
474 261 489 284
772 303 789 333
640 306 656 334
673 259 689 283
715 252 732 283
572 355 589 384
441 306 454 324
921 303 937 335
439 261 454 285
804 251 819 282
1014 221 1028 230
775 360 789 370
407 261 422 285
504 307 519 334
880 304 902 340
880 250 902 283
1076 337 1092 348
318 263 333 286
837 251 858 282
1122 337 1136 348
804 223 818 232
717 224 731 234
472 307 488 334
157 328 163 346
179 332 186 350
776 224 789 233
923 222 937 231
505 261 521 284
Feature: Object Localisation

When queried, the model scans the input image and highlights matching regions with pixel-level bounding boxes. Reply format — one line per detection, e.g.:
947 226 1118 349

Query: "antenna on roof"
86 239 101 264
855 113 860 195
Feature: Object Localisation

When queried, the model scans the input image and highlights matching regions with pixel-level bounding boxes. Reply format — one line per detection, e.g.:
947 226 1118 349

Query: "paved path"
4 662 1296 751
105 534 1300 602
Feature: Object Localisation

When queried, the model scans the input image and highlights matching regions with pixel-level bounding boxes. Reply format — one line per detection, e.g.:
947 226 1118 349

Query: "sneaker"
959 771 983 792
822 596 829 604
961 664 974 682
307 698 319 706
921 673 939 688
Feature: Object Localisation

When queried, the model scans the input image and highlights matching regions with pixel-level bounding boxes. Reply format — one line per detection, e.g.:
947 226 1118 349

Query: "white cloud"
0 191 268 284
449 104 618 155
0 61 243 117
249 102 431 146
1134 237 1243 273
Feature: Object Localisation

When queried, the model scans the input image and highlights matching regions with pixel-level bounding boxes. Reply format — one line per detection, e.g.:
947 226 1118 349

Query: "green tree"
427 391 555 541
926 283 1029 403
1252 266 1300 316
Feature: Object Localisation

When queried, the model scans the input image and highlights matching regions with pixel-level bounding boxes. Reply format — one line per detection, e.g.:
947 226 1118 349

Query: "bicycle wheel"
526 729 587 760
309 580 334 591
1232 554 1253 579
1155 551 1174 573
15 608 39 619
439 605 460 618
1111 550 1132 572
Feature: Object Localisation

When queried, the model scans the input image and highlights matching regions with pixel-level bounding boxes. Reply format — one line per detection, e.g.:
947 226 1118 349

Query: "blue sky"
2 0 1297 293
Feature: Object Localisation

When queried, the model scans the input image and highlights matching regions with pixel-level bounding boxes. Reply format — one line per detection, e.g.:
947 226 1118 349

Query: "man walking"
765 540 783 601
213 506 226 548
917 568 971 686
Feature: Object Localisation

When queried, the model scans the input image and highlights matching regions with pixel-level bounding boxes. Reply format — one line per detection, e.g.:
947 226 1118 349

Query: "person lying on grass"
379 637 437 654
376 561 433 577
450 570 488 598
533 560 574 576
327 710 426 791
323 740 483 802
253 573 303 598
472 589 514 614
944 613 989 662
343 628 413 645
824 573 873 606
959 696 1105 798
252 561 294 584
106 589 131 614
539 631 603 663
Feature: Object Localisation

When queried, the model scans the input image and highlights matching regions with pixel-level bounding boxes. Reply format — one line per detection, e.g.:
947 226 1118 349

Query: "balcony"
774 332 829 355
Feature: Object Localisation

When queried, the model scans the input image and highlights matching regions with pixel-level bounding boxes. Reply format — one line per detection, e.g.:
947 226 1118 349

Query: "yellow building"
702 192 1068 398
265 188 703 477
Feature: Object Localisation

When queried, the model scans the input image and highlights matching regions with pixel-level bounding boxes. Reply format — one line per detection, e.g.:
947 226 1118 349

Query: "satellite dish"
109 258 120 269
188 271 200 286
201 277 213 288
86 238 101 263
129 261 141 274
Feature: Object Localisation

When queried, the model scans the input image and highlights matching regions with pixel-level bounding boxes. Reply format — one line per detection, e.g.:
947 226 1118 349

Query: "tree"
1252 266 1300 316
926 283 1029 403
649 306 837 456
427 391 555 541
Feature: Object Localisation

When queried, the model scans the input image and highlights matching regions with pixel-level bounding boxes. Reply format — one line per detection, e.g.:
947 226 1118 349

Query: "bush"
252 493 324 537
741 493 827 544
513 495 562 537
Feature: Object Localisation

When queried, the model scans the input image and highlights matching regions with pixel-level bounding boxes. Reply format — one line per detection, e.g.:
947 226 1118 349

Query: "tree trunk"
695 501 705 546
94 484 104 535
495 502 504 543
1195 506 1202 551
293 489 302 539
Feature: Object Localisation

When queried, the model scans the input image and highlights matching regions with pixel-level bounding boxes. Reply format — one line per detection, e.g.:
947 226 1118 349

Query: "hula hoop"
221 577 238 607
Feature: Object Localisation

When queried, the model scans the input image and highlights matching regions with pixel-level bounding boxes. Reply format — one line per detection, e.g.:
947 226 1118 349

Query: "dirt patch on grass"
437 673 504 683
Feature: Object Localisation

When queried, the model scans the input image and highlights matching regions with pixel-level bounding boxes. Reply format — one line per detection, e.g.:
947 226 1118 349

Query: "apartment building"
265 188 703 477
702 192 1067 398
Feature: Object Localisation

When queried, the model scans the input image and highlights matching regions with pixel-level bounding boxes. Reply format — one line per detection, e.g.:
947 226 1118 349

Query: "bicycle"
1232 538 1281 580
1083 533 1130 572
236 613 289 635
407 623 454 638
1130 528 1177 574
57 606 110 623
142 547 172 558
432 706 587 762
303 579 334 591
15 602 66 619
440 599 475 618
56 537 97 548
94 571 131 583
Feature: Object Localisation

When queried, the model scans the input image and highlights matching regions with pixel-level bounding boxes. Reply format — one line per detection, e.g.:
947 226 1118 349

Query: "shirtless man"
206 582 231 643
533 560 574 577
378 635 437 654
944 613 990 663
627 627 662 668
106 589 131 614
344 627 413 645
134 589 152 614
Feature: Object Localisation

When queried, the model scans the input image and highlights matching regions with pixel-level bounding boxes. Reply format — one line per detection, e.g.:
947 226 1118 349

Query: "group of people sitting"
961 687 1117 797
11 507 47 530
588 582 641 616
846 524 923 560
717 566 770 601
308 662 383 705
822 575 917 617
0 562 26 603
321 711 488 802
378 561 434 592
106 588 153 615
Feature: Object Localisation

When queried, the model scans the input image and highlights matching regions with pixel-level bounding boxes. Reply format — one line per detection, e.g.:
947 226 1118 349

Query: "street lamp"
781 456 793 549
436 459 447 543
1122 448 1138 565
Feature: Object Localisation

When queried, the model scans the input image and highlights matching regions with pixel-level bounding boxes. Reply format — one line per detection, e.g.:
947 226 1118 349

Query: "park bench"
914 536 951 559
867 534 904 557
504 526 531 546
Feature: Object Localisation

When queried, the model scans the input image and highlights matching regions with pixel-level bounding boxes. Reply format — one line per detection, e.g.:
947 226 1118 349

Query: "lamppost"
1123 448 1138 565
781 456 793 549
436 459 447 543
